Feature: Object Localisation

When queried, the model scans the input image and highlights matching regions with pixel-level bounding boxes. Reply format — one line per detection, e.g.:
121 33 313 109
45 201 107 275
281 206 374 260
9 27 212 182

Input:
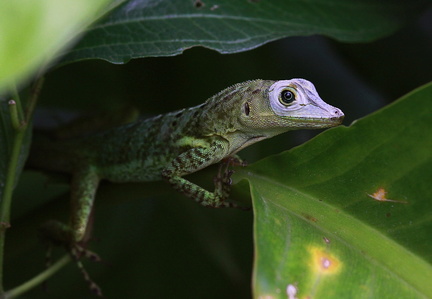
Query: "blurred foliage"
0 0 113 93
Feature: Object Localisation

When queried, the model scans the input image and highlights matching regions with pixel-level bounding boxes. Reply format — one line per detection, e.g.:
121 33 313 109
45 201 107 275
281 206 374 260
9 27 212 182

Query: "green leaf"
0 0 114 94
62 0 430 64
237 83 432 298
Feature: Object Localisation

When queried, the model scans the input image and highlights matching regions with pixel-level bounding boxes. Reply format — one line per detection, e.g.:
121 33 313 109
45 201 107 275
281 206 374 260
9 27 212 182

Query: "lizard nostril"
334 109 344 116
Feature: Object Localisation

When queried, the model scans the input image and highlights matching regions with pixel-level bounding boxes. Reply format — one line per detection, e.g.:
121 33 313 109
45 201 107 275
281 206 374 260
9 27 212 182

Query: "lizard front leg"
161 141 238 208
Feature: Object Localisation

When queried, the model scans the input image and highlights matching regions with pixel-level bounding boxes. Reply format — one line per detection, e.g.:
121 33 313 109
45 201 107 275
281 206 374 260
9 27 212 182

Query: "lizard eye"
279 89 296 106
269 81 305 115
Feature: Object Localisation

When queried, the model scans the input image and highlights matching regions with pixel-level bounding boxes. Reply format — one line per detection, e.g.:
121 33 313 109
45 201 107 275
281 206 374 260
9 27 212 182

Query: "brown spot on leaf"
367 187 407 203
303 213 317 223
194 0 204 8
309 247 341 275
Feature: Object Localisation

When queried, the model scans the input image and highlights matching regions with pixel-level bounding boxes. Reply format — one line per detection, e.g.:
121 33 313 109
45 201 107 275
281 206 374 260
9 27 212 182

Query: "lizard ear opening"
244 102 250 116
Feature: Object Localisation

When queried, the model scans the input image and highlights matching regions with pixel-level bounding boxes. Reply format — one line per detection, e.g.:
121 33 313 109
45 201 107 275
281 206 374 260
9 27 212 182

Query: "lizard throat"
232 135 267 154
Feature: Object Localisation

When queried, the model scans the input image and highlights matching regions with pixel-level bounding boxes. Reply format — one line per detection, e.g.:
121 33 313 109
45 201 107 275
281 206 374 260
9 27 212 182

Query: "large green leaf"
0 0 114 93
237 83 432 298
61 0 430 64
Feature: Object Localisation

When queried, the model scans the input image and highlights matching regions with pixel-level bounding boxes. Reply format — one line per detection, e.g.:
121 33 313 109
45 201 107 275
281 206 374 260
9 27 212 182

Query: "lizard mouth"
289 104 344 127
293 115 344 128
317 115 344 124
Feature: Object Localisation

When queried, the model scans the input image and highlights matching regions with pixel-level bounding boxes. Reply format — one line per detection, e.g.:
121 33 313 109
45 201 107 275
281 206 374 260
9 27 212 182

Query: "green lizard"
29 79 344 294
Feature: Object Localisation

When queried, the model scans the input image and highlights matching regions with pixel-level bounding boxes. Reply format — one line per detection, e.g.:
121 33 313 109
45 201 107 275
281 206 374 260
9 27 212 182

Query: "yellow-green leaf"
0 0 114 93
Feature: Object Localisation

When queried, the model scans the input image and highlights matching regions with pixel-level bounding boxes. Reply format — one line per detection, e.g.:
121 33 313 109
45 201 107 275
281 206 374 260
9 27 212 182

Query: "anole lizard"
29 79 344 294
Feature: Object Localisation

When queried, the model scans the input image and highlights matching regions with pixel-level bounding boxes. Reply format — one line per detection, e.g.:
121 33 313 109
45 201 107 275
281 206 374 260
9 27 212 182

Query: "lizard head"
238 79 344 135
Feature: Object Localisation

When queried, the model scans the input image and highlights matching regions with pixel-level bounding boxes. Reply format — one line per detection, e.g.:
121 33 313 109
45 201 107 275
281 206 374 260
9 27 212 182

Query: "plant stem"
3 255 71 299
0 103 23 295
0 78 44 295
7 85 24 128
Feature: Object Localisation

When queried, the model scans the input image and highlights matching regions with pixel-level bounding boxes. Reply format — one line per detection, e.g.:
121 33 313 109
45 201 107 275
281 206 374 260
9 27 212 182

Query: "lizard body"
29 79 343 294
32 79 342 182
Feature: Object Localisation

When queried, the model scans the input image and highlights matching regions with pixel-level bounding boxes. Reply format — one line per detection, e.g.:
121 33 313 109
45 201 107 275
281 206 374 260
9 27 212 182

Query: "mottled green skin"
30 79 343 247
33 80 267 180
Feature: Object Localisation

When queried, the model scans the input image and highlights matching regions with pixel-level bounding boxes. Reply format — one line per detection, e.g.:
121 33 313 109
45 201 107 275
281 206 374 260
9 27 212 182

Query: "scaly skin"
29 79 344 295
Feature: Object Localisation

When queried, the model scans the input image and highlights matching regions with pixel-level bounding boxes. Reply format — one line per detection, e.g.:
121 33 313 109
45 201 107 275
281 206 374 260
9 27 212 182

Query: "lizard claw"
222 156 247 167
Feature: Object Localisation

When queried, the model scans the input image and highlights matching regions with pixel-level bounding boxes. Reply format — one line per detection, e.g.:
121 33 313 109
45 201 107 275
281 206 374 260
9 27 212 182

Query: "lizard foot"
39 220 103 296
212 157 249 209
71 245 103 297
